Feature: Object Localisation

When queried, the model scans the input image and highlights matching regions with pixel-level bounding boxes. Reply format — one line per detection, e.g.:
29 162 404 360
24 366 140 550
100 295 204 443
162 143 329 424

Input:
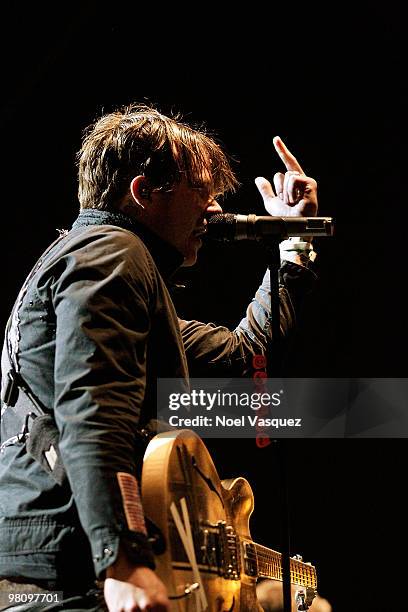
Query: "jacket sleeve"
180 261 317 376
51 230 156 578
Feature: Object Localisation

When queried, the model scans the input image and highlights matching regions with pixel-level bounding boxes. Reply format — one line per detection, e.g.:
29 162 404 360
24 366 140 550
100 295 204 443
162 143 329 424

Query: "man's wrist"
106 547 152 581
105 548 132 580
280 237 317 266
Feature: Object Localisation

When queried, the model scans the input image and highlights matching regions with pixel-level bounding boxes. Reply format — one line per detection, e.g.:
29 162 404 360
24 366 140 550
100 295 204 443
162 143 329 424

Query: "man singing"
0 105 318 611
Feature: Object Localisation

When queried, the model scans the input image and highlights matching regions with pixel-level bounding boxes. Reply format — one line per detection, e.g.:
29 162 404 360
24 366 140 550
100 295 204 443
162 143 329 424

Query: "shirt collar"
72 208 185 279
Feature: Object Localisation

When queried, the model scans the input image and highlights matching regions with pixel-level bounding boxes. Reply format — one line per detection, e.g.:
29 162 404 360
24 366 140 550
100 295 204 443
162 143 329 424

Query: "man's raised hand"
255 136 318 218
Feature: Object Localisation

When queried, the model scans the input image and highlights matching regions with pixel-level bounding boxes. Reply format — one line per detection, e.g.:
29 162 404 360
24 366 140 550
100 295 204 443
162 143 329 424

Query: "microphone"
206 213 334 242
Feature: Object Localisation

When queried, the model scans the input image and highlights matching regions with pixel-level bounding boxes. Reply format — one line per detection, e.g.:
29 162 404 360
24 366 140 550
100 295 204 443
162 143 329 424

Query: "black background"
1 3 407 610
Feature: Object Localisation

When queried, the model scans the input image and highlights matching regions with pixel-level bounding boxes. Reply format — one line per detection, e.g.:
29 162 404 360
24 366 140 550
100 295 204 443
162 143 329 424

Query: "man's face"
142 177 222 266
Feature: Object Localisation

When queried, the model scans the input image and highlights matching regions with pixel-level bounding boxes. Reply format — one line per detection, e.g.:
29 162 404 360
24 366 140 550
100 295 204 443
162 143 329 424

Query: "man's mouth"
192 226 207 238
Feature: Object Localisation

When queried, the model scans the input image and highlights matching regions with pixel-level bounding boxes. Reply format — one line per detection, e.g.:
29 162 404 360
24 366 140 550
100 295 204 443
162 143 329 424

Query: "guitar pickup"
217 521 240 580
242 541 258 577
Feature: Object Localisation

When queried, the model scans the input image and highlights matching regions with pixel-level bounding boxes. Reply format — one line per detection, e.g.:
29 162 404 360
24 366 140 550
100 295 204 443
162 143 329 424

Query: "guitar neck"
252 542 317 589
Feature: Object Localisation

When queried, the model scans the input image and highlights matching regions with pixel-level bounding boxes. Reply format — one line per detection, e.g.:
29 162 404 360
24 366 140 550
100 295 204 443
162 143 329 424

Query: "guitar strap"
0 233 69 483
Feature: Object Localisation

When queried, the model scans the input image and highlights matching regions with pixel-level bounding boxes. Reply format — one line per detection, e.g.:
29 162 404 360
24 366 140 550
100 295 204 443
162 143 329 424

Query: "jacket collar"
72 208 184 279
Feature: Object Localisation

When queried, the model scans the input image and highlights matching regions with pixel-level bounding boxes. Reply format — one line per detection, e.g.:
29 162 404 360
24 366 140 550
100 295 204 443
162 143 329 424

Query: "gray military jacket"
0 209 315 589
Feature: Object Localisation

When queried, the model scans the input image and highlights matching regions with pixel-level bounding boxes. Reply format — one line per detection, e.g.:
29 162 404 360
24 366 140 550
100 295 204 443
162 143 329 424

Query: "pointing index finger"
273 136 305 174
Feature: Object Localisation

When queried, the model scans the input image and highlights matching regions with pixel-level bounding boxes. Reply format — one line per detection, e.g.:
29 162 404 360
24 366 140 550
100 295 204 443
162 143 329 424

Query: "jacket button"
93 555 101 562
104 547 114 557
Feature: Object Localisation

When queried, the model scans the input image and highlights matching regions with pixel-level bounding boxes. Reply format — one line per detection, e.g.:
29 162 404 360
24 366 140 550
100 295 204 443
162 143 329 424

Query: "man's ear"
130 176 151 209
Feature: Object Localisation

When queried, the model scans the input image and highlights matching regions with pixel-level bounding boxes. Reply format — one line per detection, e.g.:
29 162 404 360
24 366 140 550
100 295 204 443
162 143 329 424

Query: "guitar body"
142 429 263 611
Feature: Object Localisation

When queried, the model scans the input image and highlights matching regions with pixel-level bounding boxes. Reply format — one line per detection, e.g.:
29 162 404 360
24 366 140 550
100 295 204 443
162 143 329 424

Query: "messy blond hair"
77 104 238 210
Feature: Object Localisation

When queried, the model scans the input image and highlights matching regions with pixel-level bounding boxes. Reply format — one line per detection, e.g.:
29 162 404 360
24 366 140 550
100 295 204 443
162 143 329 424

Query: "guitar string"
244 543 315 566
242 552 316 583
244 550 314 572
249 547 315 570
245 550 315 570
231 546 316 572
246 563 316 585
193 536 314 578
190 534 314 577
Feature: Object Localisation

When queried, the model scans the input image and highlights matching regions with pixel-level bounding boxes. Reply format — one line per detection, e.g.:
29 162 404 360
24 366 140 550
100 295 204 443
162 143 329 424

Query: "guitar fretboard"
253 542 317 588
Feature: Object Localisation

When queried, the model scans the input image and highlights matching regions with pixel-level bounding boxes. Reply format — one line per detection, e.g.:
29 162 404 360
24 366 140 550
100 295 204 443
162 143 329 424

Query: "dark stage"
1 3 407 610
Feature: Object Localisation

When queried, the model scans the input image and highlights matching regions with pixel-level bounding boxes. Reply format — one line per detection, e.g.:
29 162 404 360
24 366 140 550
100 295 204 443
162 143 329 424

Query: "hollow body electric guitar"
141 429 317 611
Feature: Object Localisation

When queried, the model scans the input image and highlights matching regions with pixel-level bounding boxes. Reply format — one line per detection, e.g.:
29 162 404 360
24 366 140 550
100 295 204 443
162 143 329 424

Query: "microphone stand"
206 214 333 611
265 239 282 376
265 238 292 612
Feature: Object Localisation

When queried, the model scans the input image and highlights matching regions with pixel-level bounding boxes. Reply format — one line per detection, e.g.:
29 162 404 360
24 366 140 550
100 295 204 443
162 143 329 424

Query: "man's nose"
206 198 223 214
